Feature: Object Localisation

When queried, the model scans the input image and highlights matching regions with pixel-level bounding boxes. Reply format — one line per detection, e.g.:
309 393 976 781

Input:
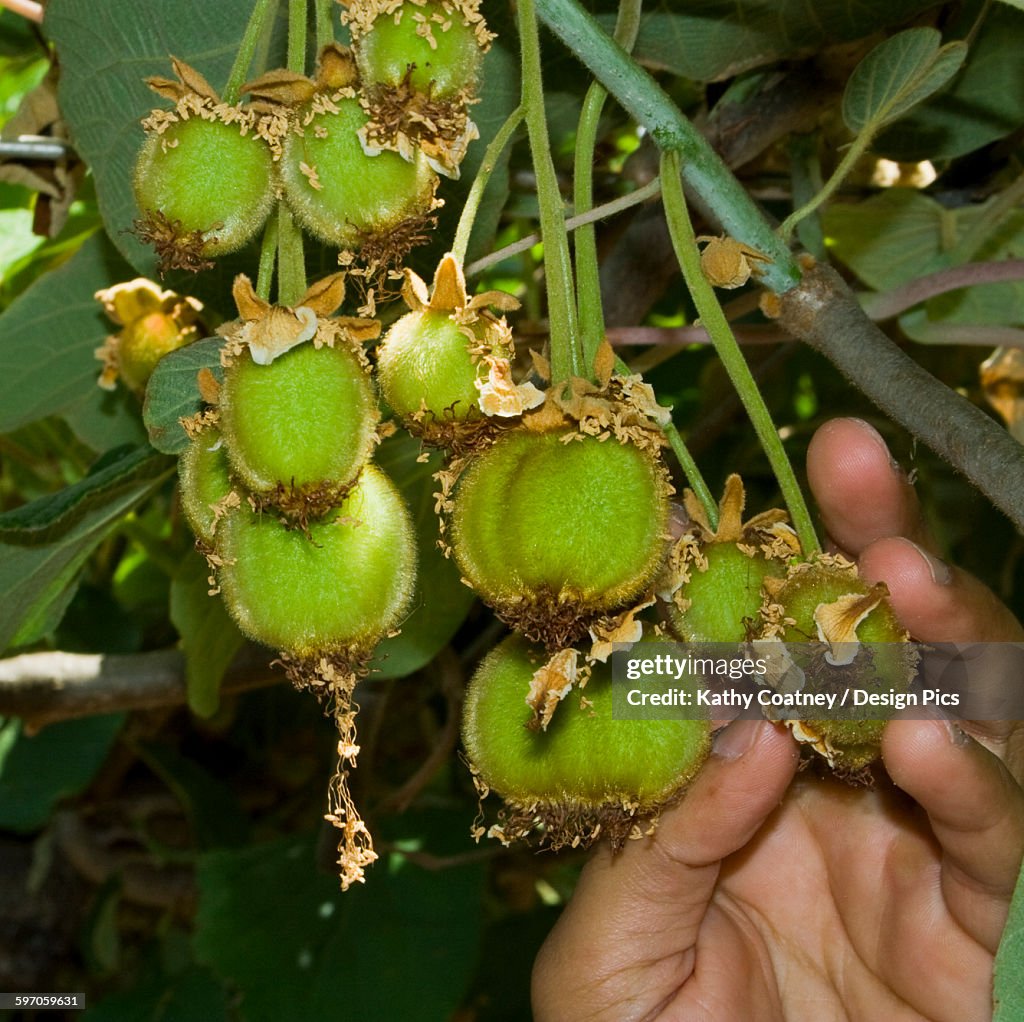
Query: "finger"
858 536 1024 643
883 716 1024 952
806 418 931 555
532 721 798 1022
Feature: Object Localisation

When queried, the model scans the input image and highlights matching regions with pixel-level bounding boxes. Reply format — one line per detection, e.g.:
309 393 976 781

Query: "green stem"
288 0 308 74
223 0 280 103
611 354 718 528
277 203 306 305
451 105 525 265
661 151 820 555
315 0 334 52
518 0 582 383
777 130 873 242
573 0 643 380
255 210 279 301
534 0 800 295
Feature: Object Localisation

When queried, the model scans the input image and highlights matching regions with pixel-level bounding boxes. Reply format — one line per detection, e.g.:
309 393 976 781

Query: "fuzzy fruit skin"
178 430 234 546
219 341 379 498
463 635 710 808
451 428 670 618
377 309 482 422
771 562 916 771
217 464 416 656
280 96 436 248
134 118 274 255
667 542 786 643
355 1 484 98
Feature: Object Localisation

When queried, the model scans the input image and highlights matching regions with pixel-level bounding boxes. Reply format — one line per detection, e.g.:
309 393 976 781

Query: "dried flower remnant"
94 278 204 393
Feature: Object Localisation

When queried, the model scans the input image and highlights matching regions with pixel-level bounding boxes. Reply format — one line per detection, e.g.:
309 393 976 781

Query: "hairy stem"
277 203 306 305
573 0 643 379
451 105 525 265
223 0 280 103
535 0 801 294
315 0 334 52
255 210 279 301
518 0 582 382
288 0 307 74
466 178 661 278
661 151 820 554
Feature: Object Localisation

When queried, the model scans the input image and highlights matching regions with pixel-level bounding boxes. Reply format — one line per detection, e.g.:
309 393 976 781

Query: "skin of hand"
532 417 1024 1022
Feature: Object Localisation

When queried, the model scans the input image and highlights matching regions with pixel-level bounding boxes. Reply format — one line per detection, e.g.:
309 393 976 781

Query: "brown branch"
861 260 1024 322
772 262 1024 533
0 644 282 733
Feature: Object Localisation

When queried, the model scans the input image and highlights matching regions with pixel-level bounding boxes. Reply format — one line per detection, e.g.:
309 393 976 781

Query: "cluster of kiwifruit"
132 0 493 274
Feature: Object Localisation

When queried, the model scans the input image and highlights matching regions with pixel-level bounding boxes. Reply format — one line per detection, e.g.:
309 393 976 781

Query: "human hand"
532 417 1024 1022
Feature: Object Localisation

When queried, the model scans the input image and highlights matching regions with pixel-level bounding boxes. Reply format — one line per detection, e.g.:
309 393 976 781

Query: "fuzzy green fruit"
463 634 710 846
216 464 416 657
351 0 487 99
279 95 437 249
178 429 234 546
377 309 483 423
667 542 786 643
134 117 274 262
763 556 918 772
450 427 671 646
219 341 379 511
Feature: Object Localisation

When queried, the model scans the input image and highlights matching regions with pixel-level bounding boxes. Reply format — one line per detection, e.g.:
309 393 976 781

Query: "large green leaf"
0 713 124 832
598 0 944 83
45 0 273 276
194 816 484 1022
369 434 476 680
842 28 967 135
0 231 146 450
0 445 174 652
876 5 1024 161
142 336 224 456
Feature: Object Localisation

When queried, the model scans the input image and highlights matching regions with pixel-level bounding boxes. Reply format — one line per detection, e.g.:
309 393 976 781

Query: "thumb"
533 720 798 1022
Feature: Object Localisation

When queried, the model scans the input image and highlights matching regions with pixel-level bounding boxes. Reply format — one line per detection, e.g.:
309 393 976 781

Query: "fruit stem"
533 0 801 295
288 0 308 74
223 0 280 104
777 130 872 242
660 151 821 555
451 105 525 266
517 0 584 384
277 202 307 306
573 0 642 382
315 0 334 52
256 209 279 301
612 354 719 530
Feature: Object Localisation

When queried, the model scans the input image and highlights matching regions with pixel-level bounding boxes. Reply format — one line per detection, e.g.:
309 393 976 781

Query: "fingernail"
712 719 762 760
943 718 972 746
901 538 953 586
849 418 903 475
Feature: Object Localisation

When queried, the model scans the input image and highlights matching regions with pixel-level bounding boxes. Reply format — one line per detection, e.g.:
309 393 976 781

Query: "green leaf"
45 0 276 276
876 5 1024 161
369 434 476 680
85 963 232 1022
169 552 244 719
995 861 1024 1019
0 713 124 831
995 0 1024 10
193 816 484 1022
596 1 944 83
142 337 224 456
0 446 173 652
842 28 967 135
0 231 147 450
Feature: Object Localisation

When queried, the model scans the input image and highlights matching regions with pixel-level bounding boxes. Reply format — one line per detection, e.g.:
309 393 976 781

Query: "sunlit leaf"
995 863 1024 1020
